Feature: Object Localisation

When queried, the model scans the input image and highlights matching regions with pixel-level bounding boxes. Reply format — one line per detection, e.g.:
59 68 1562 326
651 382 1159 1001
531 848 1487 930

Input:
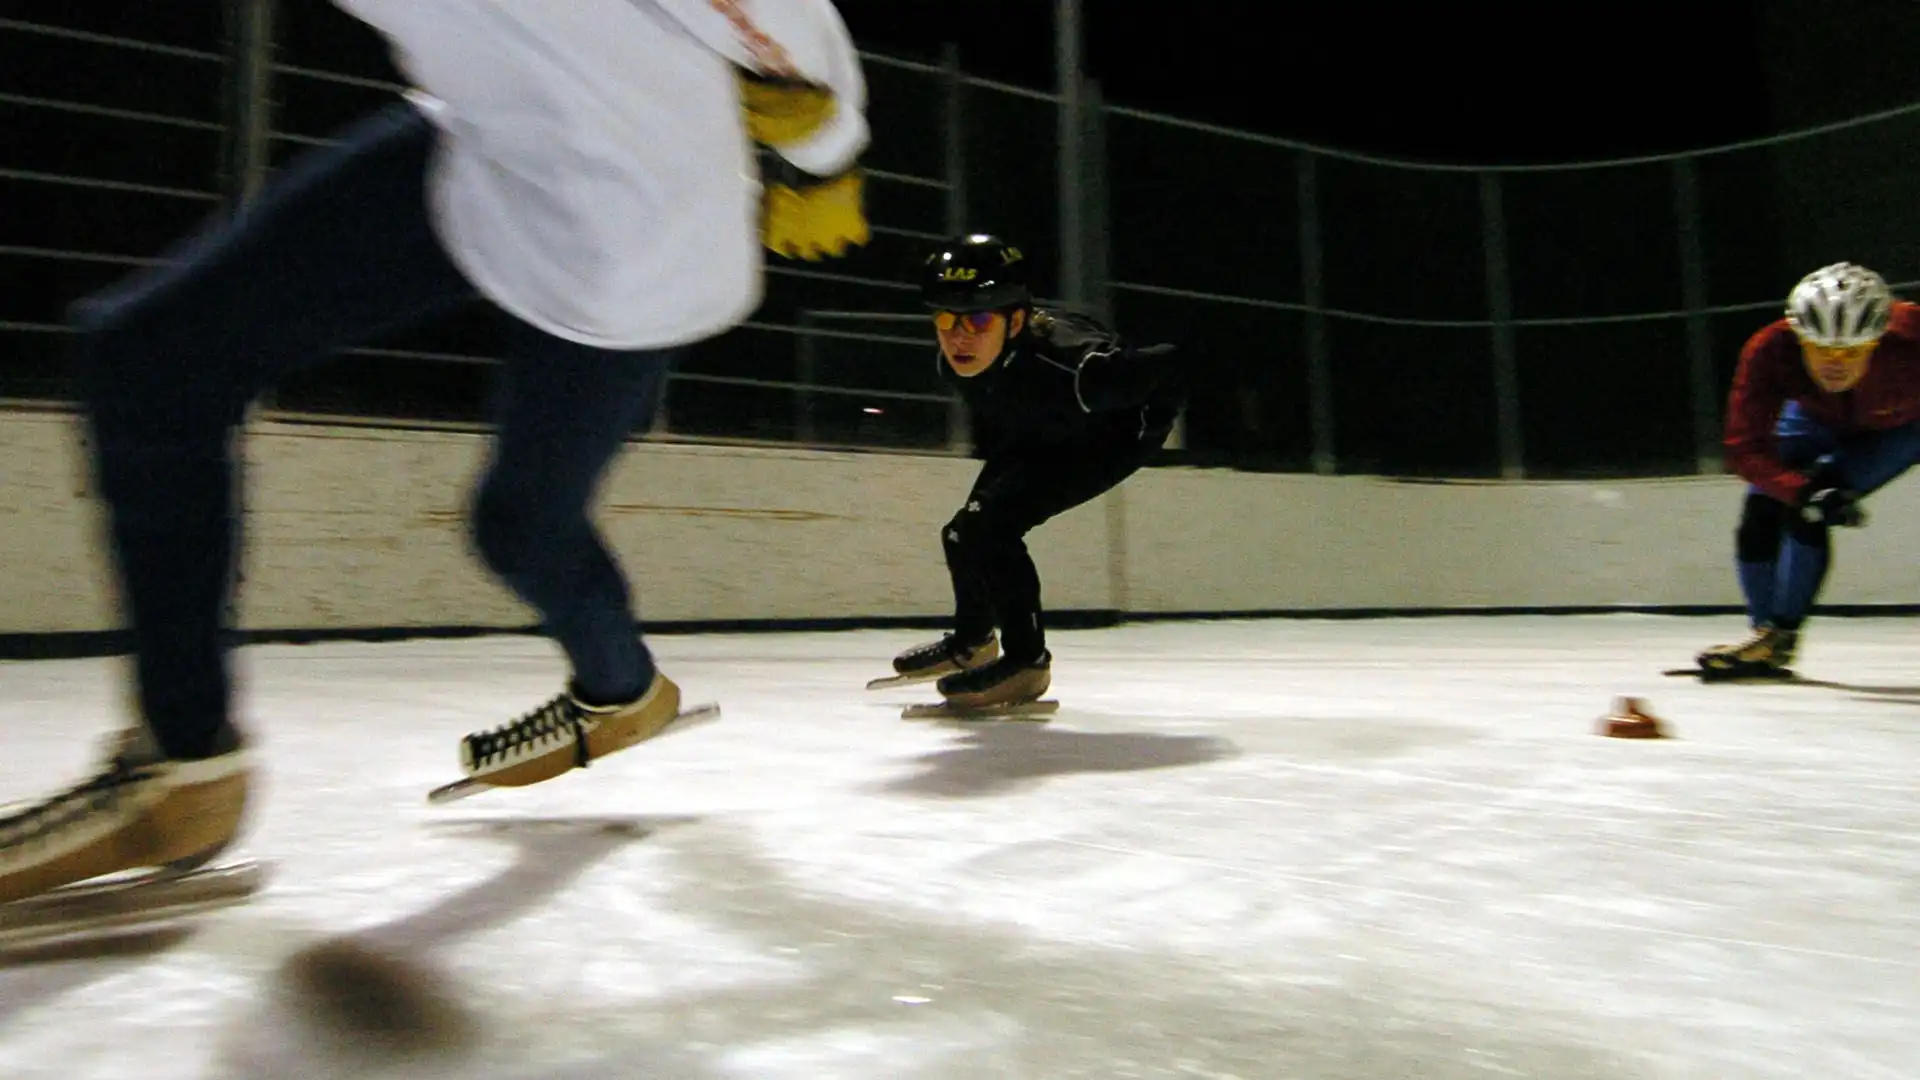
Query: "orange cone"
1598 695 1666 739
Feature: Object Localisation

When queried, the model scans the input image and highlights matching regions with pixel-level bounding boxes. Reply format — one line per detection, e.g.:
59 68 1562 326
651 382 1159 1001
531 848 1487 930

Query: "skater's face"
934 308 1025 377
1798 337 1877 393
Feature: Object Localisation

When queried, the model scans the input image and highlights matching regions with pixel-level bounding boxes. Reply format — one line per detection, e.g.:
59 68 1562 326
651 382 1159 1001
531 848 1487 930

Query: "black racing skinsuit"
936 307 1186 662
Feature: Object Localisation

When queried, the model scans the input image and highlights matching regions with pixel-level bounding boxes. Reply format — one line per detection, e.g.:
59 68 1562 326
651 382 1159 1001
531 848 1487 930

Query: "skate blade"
902 698 1059 722
0 859 266 951
1664 667 1798 684
867 672 938 690
427 702 721 805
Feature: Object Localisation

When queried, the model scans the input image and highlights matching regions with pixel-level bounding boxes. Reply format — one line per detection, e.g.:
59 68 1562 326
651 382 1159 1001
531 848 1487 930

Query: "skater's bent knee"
944 497 1036 550
67 269 180 351
941 510 969 548
69 292 145 376
471 480 579 580
68 286 197 412
1736 492 1787 561
942 510 1004 553
1787 514 1831 550
67 292 120 339
471 483 530 574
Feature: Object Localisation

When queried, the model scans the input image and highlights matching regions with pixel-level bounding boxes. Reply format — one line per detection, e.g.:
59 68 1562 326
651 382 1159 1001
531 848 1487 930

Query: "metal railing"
7 5 1920 476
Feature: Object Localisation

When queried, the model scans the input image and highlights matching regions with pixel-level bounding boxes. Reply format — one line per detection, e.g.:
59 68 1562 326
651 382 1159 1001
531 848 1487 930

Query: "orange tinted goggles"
933 310 1000 333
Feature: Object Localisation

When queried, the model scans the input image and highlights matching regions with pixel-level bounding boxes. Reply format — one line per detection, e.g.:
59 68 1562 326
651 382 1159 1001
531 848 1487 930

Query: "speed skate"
426 701 722 805
0 858 266 951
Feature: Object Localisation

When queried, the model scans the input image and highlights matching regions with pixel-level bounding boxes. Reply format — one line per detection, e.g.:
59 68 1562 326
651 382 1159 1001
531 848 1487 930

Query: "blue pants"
72 103 677 760
1737 400 1920 628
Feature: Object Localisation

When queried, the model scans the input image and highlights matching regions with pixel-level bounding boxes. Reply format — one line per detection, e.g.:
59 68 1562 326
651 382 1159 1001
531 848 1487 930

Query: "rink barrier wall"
21 604 1920 662
6 410 1920 659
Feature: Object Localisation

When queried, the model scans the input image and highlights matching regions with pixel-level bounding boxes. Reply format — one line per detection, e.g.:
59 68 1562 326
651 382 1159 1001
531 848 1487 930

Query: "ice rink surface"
1 614 1916 1079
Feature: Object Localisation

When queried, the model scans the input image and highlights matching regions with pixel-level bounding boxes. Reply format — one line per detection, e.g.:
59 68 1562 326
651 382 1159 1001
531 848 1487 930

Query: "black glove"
1800 486 1866 527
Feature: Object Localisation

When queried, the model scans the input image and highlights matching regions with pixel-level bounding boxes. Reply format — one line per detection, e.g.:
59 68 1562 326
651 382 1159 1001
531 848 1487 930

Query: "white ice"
1 615 1917 1079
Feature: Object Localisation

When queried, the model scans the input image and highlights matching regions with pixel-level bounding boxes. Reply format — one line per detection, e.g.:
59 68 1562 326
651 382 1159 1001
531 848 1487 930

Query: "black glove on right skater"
1800 485 1866 528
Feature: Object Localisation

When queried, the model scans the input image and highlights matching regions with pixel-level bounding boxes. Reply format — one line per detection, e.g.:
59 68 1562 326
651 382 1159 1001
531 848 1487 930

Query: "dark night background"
8 2 1920 477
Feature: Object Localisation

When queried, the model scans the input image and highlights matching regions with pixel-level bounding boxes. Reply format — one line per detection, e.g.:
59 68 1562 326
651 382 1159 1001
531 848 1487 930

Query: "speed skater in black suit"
882 234 1190 711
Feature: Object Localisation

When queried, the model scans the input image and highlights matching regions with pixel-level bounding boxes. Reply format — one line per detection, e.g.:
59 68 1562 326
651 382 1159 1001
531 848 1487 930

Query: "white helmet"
1786 262 1893 347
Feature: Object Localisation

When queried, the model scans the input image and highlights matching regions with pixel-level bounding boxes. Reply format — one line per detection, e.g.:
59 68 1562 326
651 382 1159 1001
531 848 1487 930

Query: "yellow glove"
762 170 870 261
736 70 838 148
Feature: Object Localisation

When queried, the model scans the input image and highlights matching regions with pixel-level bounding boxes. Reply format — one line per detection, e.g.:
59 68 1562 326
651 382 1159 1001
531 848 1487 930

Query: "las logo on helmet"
939 248 1021 281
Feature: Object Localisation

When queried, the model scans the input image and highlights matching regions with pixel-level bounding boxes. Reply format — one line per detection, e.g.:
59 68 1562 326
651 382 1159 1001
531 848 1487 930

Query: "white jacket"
332 0 868 349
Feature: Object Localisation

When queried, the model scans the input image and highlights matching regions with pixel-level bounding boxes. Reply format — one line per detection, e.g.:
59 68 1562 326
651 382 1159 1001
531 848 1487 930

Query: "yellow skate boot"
0 726 250 906
1695 624 1799 681
455 671 711 793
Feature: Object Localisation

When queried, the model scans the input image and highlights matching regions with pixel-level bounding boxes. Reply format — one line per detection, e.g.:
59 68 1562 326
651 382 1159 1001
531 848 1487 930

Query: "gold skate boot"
0 726 250 906
445 672 716 801
1695 624 1799 681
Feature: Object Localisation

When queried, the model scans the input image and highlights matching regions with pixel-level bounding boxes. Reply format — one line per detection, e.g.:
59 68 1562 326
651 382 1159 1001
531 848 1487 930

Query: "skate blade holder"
1597 695 1666 739
902 698 1059 722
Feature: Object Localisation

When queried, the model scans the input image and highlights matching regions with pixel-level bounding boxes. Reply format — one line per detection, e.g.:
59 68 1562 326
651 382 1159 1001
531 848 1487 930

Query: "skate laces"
1708 625 1793 666
465 694 589 769
0 740 156 854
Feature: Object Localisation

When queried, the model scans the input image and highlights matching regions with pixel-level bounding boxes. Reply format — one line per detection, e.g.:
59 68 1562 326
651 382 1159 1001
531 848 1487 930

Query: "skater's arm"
1723 328 1809 504
1028 314 1184 412
1026 311 1184 412
1070 339 1186 412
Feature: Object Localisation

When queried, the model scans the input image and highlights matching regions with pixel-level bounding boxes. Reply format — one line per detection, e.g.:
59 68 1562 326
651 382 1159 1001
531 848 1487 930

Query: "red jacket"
1724 300 1920 504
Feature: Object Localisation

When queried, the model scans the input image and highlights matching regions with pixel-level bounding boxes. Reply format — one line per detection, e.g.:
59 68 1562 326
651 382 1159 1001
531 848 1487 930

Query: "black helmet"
920 233 1031 312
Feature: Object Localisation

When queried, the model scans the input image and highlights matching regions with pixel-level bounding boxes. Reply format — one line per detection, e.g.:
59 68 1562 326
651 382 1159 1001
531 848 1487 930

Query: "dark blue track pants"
71 103 676 759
